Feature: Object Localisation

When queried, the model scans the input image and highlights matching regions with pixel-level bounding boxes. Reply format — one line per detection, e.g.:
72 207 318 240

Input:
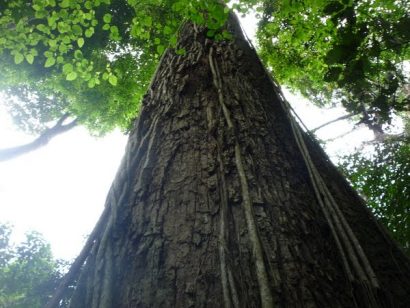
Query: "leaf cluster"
257 0 410 129
0 223 68 308
0 0 236 136
339 140 410 254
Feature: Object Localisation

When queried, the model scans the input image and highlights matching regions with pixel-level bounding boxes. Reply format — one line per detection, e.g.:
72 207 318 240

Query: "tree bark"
66 15 410 308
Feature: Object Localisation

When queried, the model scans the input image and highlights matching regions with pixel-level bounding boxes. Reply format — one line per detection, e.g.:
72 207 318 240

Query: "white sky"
0 16 376 261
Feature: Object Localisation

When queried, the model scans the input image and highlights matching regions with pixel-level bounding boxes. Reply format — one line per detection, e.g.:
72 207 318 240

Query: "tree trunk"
67 15 410 308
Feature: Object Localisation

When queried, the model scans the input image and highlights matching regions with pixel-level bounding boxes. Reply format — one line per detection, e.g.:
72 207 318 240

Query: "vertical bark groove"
209 46 274 308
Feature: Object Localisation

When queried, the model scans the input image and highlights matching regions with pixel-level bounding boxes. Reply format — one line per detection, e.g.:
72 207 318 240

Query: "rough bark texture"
68 15 410 308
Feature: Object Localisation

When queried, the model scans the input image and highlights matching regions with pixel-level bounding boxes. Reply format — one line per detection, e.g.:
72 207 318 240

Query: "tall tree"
1 1 410 307
48 13 410 308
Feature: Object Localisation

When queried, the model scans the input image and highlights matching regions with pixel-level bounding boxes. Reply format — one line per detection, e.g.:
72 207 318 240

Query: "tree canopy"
0 0 234 135
1 0 408 136
257 0 410 135
0 223 68 307
339 139 410 254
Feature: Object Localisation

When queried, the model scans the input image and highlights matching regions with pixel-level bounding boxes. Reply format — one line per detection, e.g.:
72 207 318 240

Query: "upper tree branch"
0 114 78 162
311 113 357 133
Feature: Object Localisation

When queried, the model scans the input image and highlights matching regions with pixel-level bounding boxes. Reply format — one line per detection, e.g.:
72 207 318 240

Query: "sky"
0 15 376 261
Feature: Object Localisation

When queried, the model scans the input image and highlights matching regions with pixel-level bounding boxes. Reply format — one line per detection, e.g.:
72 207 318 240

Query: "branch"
311 113 357 133
324 126 359 143
0 115 77 162
357 104 385 138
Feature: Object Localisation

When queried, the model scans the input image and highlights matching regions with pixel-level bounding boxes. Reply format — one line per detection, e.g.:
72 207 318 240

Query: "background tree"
257 0 410 136
0 223 68 307
339 139 410 254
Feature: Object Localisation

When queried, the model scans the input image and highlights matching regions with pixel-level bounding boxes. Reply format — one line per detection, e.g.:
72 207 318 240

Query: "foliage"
0 0 234 136
339 140 410 254
257 0 410 131
0 223 68 307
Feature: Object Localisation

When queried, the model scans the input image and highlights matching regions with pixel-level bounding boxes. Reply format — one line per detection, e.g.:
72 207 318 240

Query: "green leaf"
62 63 73 73
48 39 57 47
206 30 215 37
77 38 85 48
108 75 117 86
176 48 185 55
88 78 96 88
169 35 177 46
44 57 56 67
25 54 34 64
57 22 68 33
36 24 49 34
47 16 57 27
74 50 83 59
163 25 172 35
60 0 70 8
14 52 24 64
72 25 82 35
103 14 112 23
58 43 68 53
85 27 94 38
222 30 232 40
66 71 77 81
85 1 92 10
156 44 165 54
143 16 152 27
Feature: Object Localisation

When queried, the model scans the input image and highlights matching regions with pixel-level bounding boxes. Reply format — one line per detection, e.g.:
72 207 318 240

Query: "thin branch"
0 116 77 162
311 113 357 133
324 126 359 143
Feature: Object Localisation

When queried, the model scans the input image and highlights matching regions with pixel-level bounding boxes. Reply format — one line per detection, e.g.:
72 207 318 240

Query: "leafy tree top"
1 0 409 137
0 0 234 135
257 0 410 132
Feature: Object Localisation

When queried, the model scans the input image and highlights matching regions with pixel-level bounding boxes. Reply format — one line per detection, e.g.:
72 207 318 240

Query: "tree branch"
0 115 77 162
324 126 359 143
311 113 357 133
